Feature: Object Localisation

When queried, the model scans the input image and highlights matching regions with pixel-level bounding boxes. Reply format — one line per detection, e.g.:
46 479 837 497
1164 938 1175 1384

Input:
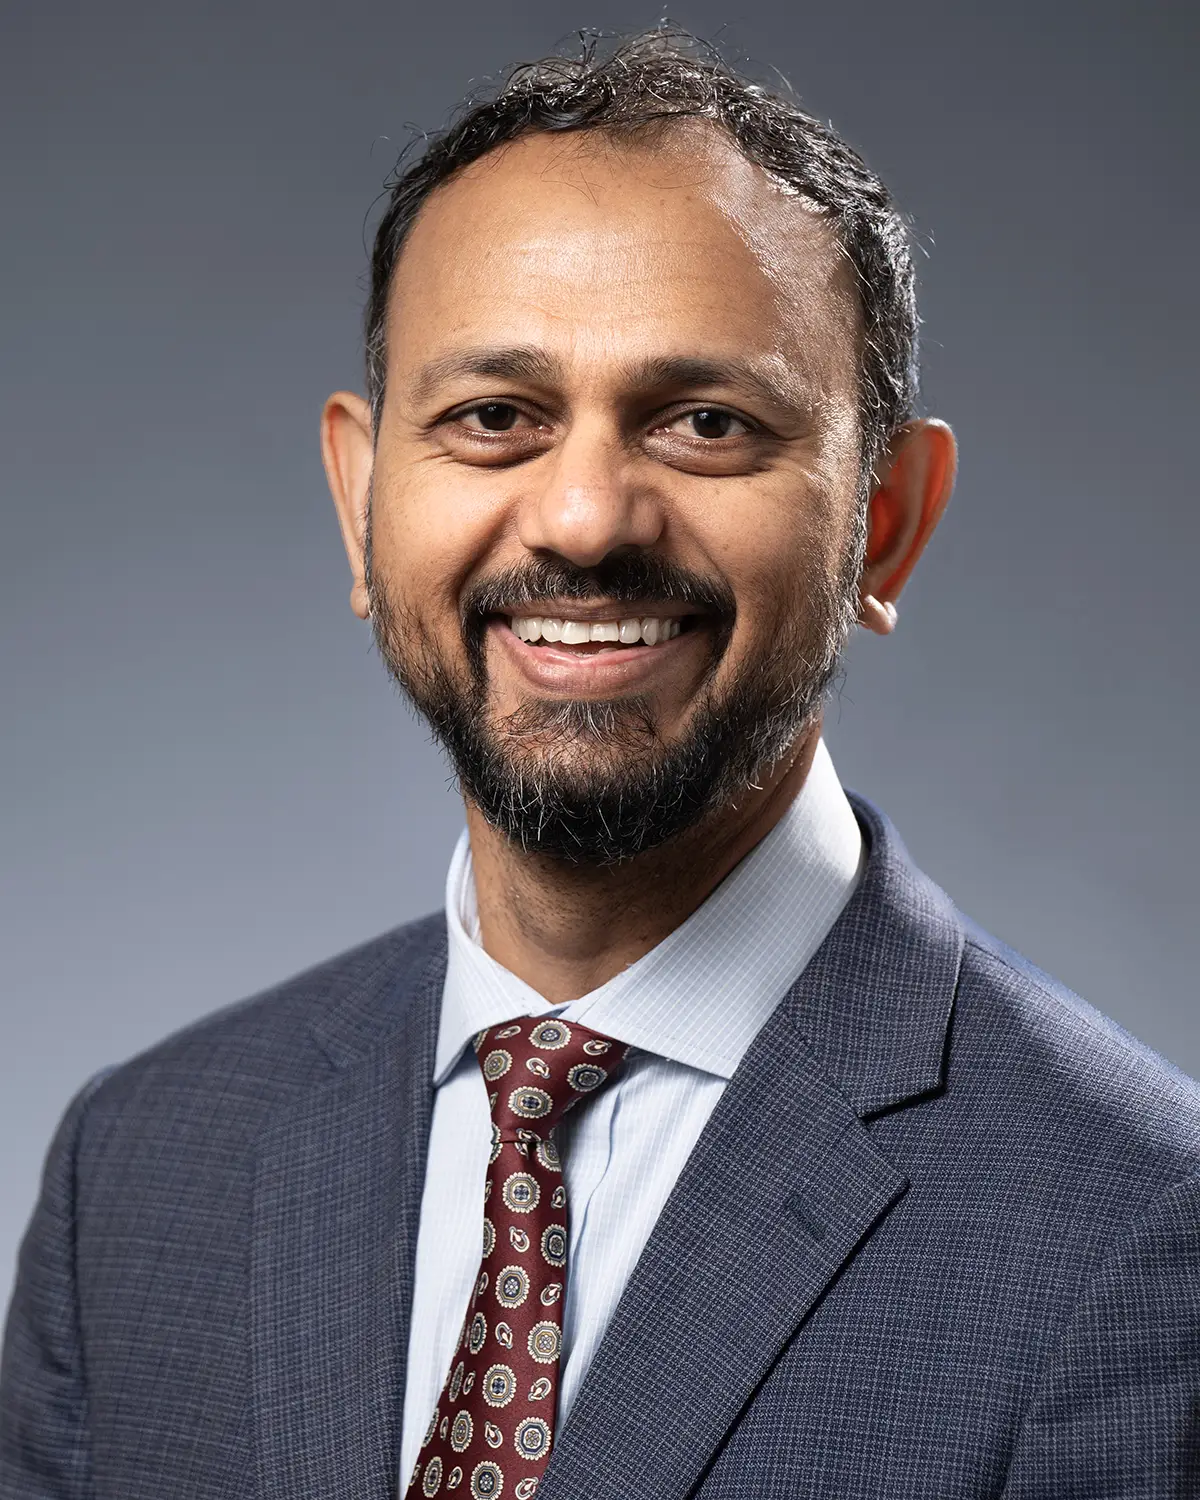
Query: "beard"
366 521 864 867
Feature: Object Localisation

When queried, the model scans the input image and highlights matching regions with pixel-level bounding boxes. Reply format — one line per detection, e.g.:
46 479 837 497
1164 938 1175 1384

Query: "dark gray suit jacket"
3 796 1200 1498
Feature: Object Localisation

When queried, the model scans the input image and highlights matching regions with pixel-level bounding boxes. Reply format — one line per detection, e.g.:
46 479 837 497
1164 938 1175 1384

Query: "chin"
488 695 665 756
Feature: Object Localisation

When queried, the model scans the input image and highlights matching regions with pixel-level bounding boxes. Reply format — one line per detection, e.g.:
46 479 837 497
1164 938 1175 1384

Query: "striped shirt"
399 738 863 1486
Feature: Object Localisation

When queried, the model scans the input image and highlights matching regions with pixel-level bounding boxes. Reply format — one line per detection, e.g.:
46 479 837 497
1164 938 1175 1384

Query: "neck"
465 722 822 1004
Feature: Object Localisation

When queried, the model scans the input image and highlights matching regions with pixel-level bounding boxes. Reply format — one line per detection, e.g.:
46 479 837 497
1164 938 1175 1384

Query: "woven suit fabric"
407 1016 627 1500
6 798 1200 1499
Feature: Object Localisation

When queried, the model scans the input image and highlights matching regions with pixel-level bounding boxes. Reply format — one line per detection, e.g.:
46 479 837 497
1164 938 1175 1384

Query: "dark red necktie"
406 1016 627 1500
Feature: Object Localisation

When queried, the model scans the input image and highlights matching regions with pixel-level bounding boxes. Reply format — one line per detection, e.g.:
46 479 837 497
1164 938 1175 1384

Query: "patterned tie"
407 1016 628 1500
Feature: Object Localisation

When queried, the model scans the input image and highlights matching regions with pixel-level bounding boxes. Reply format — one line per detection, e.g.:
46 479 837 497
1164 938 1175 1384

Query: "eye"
458 402 530 433
664 408 753 440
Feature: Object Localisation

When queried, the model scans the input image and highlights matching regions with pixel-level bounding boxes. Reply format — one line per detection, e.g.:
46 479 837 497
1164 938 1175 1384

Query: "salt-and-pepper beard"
365 509 865 866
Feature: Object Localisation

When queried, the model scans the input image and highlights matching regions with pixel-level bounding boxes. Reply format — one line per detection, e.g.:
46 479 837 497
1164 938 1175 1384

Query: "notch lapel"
251 937 445 1500
540 797 964 1500
539 1012 906 1500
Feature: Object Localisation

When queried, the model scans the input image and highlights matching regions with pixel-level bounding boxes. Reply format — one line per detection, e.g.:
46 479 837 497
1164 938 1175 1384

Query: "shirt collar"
435 737 863 1086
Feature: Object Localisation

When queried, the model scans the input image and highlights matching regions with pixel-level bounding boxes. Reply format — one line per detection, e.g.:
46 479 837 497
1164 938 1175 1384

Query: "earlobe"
858 594 898 636
857 418 956 633
320 391 375 621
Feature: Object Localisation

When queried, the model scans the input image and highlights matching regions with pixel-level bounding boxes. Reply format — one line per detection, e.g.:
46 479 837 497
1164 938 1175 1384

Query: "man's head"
322 30 955 865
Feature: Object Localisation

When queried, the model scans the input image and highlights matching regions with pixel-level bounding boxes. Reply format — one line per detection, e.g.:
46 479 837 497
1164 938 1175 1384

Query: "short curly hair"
365 26 919 478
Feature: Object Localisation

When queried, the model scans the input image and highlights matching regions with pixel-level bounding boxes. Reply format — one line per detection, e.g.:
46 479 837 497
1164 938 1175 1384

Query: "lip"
487 616 707 694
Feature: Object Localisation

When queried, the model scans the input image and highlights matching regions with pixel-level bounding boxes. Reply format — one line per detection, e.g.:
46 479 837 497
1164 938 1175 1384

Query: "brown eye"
692 408 734 438
665 408 751 440
471 402 521 432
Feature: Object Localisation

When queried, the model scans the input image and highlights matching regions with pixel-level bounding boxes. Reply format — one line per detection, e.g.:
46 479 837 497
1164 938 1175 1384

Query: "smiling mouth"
504 613 695 650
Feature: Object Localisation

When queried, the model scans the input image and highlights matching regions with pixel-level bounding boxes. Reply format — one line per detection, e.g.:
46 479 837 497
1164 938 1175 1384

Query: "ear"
858 418 957 636
320 391 375 620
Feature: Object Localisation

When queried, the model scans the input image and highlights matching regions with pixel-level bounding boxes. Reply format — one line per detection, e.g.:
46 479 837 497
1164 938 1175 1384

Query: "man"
3 27 1198 1499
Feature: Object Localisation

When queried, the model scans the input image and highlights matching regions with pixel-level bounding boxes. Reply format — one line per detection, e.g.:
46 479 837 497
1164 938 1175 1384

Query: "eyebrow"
626 355 814 420
408 346 561 406
407 344 816 419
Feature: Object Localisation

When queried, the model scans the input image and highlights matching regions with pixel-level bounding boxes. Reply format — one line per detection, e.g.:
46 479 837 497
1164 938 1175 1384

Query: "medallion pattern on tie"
408 1016 628 1499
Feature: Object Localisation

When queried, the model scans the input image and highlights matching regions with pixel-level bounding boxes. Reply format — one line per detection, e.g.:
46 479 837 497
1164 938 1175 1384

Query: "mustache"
461 554 736 622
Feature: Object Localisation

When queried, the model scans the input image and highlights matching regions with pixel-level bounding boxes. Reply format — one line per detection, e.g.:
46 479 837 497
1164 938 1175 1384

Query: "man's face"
364 126 866 863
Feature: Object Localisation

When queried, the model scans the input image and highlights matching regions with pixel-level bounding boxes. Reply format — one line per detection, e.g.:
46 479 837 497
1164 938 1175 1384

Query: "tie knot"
473 1016 627 1139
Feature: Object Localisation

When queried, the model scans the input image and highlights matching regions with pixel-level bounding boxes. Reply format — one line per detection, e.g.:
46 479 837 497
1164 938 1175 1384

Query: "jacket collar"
786 791 963 1116
307 913 448 1071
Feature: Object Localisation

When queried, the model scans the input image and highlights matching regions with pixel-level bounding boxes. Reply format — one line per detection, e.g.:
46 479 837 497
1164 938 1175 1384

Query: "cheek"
689 477 852 642
368 460 507 622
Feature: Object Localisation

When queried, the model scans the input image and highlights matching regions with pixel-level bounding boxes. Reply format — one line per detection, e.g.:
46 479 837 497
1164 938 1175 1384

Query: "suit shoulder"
951 919 1200 1189
83 911 447 1126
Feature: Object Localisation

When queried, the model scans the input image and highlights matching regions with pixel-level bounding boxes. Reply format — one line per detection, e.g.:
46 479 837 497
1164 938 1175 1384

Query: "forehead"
386 125 859 397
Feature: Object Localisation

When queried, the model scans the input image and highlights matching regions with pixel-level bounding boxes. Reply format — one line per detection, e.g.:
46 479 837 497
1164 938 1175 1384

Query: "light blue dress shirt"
399 739 864 1486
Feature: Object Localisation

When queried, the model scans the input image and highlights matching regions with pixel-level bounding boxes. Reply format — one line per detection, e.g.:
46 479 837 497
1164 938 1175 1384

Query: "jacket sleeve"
1002 1173 1200 1497
0 1073 111 1500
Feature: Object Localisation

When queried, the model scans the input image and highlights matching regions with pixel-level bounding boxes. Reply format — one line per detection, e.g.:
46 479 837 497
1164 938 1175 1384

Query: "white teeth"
510 615 686 646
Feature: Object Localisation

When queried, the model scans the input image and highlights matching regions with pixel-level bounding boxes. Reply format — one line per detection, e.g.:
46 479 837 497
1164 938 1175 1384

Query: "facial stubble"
365 511 864 866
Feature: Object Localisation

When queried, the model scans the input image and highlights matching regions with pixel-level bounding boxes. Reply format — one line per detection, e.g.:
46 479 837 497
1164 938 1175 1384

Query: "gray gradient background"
2 0 1197 1290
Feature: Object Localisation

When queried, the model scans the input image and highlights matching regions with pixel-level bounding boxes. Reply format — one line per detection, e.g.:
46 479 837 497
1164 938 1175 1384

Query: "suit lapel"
250 935 445 1500
541 797 964 1500
540 1012 907 1500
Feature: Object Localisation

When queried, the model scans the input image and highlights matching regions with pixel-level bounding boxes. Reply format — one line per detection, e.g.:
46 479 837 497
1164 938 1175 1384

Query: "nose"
515 420 664 567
